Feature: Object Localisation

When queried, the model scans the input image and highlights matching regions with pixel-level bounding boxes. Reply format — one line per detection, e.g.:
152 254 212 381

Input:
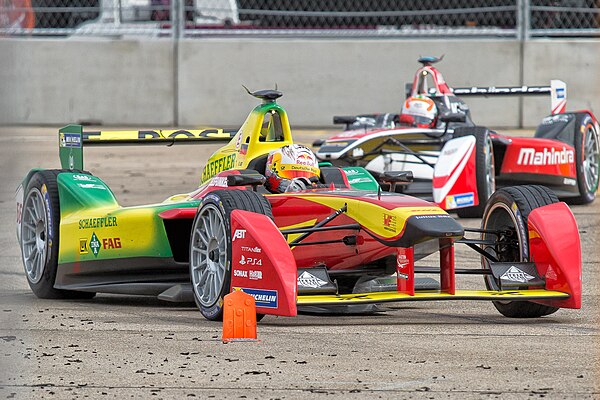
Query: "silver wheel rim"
483 135 496 200
583 125 599 193
21 188 48 284
482 202 524 301
190 204 228 308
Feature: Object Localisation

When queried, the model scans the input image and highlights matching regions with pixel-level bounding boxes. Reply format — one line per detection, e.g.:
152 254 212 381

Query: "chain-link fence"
1 0 598 38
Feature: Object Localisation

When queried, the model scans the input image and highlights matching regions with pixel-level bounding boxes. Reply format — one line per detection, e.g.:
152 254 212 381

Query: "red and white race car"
315 56 599 217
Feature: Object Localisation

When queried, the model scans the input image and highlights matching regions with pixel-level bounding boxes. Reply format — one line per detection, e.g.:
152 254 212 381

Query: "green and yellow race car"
16 89 582 321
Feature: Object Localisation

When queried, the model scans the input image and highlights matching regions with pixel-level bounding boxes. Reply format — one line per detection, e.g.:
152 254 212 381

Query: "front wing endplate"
297 289 569 306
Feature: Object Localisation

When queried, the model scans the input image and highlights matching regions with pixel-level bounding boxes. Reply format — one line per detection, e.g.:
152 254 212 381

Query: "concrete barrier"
1 38 598 128
0 38 175 126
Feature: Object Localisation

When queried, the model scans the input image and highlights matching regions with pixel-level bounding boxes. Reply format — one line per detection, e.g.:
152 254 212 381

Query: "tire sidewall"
21 173 60 295
191 193 233 320
575 113 599 203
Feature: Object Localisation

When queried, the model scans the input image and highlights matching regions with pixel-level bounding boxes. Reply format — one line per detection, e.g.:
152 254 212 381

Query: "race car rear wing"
411 80 567 116
451 80 567 115
58 124 237 171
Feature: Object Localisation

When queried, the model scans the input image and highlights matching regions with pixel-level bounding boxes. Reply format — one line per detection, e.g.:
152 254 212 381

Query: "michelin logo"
240 288 278 308
446 192 475 209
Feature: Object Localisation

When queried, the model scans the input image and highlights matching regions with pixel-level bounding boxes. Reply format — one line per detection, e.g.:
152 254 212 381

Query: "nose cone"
392 214 464 248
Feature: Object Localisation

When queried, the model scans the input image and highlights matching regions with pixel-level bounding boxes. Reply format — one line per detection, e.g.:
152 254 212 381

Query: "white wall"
1 38 599 128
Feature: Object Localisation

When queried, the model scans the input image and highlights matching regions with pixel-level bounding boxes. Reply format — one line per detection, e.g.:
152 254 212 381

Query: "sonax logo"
517 147 574 166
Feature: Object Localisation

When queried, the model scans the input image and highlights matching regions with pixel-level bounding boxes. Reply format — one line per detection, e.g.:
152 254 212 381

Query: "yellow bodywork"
200 103 294 183
298 289 569 305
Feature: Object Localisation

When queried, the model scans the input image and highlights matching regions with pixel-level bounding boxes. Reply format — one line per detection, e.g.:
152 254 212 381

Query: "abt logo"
517 147 574 166
233 229 246 241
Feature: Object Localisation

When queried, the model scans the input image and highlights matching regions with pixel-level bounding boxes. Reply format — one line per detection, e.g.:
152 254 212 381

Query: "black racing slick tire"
20 170 96 299
571 113 599 204
189 190 272 321
453 127 496 218
481 185 559 318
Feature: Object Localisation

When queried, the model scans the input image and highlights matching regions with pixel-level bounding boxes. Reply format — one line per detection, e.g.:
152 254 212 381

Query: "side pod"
433 135 478 210
528 202 581 309
229 210 297 316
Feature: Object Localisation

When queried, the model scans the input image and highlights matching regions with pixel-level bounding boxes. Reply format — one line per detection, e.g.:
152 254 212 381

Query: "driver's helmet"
399 96 438 128
264 144 320 193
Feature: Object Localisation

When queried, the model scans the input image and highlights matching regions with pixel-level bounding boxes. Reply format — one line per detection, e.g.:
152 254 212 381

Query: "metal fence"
1 0 598 38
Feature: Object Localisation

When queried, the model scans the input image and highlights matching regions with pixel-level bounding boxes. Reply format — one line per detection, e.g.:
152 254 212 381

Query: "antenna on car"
417 55 444 66
242 85 283 104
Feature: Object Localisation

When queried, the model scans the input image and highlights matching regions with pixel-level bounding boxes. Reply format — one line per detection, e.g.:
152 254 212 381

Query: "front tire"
481 185 559 318
454 127 496 218
189 190 272 321
20 170 95 299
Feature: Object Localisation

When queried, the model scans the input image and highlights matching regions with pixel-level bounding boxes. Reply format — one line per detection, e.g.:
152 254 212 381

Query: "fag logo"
233 229 246 241
500 266 535 283
297 271 327 288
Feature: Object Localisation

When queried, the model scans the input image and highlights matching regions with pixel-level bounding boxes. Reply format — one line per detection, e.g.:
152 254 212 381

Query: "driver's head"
399 96 438 128
264 144 320 193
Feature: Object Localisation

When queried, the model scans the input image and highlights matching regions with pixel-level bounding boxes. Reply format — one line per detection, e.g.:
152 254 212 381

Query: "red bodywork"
527 202 582 309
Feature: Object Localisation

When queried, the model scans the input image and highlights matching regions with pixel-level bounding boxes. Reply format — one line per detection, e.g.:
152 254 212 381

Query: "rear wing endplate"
59 125 237 171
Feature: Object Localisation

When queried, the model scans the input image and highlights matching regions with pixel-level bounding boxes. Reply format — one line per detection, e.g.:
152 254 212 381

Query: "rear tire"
454 127 496 218
570 113 599 204
189 190 272 321
20 170 96 299
481 185 559 318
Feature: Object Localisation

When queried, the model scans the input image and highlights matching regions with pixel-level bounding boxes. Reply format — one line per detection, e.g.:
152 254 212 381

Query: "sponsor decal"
209 177 228 187
77 183 107 190
79 239 88 255
239 255 262 266
556 87 565 99
397 272 409 280
545 265 558 280
446 192 475 209
249 270 262 280
102 237 121 249
234 269 248 278
233 229 246 241
79 216 118 229
344 168 360 176
413 215 449 219
297 271 327 288
88 233 121 257
59 133 82 148
500 266 535 283
442 147 458 157
563 178 577 186
41 184 53 247
541 114 571 125
201 153 237 182
383 213 397 232
72 174 94 181
240 246 261 253
16 201 23 225
517 147 574 166
239 288 278 308
89 232 101 257
397 254 409 270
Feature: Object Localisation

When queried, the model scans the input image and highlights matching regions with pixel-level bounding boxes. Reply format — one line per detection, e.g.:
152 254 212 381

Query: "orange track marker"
222 290 258 343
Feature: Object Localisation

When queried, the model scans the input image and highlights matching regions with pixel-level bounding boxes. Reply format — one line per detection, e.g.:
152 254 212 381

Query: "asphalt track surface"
0 126 598 399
